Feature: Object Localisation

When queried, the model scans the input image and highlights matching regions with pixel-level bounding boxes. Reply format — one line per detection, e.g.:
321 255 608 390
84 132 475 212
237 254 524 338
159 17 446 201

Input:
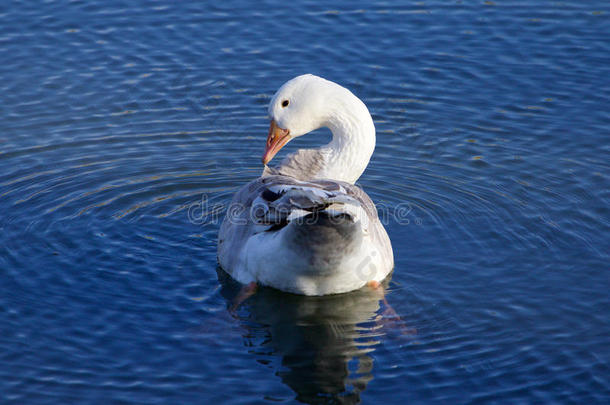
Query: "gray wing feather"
218 174 391 271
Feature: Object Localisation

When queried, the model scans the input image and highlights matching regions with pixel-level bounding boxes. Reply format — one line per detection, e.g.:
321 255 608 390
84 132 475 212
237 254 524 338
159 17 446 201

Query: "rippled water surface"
1 1 609 403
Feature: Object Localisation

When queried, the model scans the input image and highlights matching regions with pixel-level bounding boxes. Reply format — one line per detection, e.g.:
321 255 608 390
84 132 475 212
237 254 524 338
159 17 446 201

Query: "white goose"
218 74 393 296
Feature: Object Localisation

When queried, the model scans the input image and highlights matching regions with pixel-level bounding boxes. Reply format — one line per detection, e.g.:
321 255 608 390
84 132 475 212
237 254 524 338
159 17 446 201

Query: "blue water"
1 1 609 403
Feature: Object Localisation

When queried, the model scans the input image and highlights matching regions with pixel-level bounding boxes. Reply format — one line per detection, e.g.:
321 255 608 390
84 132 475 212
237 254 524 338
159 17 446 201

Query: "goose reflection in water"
217 269 413 404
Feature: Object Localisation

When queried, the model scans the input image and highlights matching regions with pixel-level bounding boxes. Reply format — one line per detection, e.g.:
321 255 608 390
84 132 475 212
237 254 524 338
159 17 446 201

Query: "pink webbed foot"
229 282 258 313
367 280 417 336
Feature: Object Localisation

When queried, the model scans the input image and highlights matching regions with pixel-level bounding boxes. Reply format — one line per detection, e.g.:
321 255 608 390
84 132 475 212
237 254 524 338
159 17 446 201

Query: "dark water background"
1 1 609 403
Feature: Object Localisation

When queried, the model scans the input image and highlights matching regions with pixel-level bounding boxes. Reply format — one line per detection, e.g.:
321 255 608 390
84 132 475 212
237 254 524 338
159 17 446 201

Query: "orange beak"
262 120 291 165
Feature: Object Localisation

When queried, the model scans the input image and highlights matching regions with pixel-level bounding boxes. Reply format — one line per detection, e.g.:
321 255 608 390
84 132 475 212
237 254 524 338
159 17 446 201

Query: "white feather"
217 75 393 295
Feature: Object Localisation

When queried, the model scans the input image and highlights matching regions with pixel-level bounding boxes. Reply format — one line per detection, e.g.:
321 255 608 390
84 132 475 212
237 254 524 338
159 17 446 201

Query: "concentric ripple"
1 0 609 404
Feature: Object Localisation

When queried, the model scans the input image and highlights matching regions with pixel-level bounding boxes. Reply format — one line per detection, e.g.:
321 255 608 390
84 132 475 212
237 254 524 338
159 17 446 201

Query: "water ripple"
1 0 609 403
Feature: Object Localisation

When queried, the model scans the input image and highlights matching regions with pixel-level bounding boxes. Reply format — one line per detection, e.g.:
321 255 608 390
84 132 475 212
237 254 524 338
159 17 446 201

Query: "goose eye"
281 100 289 108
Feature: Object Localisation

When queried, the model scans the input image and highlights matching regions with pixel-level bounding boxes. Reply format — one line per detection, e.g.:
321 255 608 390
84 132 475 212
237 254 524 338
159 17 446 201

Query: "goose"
217 74 393 296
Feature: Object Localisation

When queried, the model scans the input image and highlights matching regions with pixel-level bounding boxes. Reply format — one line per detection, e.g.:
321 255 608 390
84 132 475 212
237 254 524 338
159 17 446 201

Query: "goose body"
217 75 393 295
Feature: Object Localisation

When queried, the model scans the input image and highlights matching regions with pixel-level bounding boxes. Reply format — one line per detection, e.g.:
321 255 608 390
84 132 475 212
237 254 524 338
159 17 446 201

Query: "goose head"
263 74 334 164
262 74 376 184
